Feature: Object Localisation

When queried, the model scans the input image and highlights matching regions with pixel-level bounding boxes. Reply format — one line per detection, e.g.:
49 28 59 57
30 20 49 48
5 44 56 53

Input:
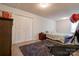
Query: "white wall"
12 15 33 43
32 17 56 40
0 4 56 44
56 19 71 34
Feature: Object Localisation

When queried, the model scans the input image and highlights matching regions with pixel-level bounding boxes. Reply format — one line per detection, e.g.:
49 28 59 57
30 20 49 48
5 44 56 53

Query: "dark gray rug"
19 40 54 56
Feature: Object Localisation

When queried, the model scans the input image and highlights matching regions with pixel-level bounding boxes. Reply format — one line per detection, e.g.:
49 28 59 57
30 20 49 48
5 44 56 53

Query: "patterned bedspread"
19 39 62 56
19 39 79 56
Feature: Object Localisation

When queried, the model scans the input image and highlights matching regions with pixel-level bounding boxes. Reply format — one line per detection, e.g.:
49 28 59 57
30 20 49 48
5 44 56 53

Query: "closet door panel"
13 15 32 43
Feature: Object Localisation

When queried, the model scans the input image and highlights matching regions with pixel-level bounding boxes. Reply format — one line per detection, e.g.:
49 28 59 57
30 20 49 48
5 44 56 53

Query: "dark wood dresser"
0 17 13 56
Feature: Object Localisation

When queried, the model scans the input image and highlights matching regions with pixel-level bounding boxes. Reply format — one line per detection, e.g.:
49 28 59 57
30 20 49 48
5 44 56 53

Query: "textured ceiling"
2 3 79 19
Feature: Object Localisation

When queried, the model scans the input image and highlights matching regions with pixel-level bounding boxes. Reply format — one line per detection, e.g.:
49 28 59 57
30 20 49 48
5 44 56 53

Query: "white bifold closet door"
12 15 32 44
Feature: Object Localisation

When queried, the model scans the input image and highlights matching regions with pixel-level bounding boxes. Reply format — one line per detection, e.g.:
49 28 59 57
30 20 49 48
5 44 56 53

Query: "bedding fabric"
19 40 79 56
19 40 63 56
19 40 53 56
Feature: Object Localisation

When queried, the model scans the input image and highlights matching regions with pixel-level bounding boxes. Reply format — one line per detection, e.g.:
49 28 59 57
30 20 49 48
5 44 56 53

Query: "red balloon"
70 13 79 23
